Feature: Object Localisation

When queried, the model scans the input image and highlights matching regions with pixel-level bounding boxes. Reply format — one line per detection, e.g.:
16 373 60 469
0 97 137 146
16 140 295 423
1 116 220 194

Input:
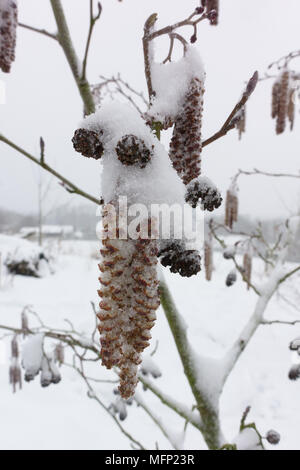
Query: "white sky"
0 0 300 219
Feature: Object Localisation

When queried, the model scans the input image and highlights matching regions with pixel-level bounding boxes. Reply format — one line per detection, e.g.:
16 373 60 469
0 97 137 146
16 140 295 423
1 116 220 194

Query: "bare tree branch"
18 22 58 41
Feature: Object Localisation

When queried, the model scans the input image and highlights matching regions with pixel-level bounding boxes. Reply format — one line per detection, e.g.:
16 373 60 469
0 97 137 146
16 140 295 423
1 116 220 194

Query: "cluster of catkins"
0 0 17 73
72 46 223 398
272 69 296 134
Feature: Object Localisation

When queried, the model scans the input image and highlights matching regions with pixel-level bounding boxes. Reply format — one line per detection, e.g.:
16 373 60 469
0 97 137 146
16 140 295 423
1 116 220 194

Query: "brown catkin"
119 234 159 399
204 235 213 281
271 80 280 119
206 0 219 25
169 77 204 185
287 87 295 131
0 0 17 73
243 253 252 290
276 70 290 135
97 206 160 398
225 188 238 229
236 106 246 140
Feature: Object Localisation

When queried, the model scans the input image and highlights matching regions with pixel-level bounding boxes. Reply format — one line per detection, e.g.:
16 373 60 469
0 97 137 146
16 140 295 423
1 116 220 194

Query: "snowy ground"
0 238 300 450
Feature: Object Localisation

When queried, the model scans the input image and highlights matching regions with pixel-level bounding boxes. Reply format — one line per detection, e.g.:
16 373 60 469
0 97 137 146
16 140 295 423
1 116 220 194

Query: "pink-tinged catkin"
243 253 252 290
169 77 204 186
119 235 159 399
97 207 160 399
225 187 238 229
275 70 290 135
0 0 18 73
204 234 213 281
206 0 219 25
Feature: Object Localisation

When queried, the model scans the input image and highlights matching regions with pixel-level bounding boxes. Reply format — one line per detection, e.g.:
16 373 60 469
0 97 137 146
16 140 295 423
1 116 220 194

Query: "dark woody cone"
159 241 201 277
115 134 153 168
72 128 104 160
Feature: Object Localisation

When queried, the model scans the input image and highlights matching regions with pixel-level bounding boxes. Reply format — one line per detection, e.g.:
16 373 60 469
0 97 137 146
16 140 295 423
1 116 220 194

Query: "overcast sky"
1 0 300 219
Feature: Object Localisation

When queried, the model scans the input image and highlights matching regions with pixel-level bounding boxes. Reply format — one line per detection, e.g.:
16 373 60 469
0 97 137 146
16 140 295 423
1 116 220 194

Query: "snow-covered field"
0 238 300 450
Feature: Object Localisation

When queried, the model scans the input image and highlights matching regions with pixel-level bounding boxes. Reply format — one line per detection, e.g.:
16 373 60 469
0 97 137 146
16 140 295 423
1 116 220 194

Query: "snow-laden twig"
134 392 183 450
139 375 202 432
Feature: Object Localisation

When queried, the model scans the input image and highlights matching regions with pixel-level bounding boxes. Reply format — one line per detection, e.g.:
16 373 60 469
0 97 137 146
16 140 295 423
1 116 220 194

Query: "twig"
143 14 157 100
202 71 258 148
18 22 58 41
262 319 300 326
49 0 95 115
0 133 103 206
82 1 102 81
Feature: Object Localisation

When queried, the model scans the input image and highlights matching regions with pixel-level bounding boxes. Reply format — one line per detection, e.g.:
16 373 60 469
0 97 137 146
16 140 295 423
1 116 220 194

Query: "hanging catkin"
236 106 246 140
97 207 160 399
0 0 17 73
274 70 290 135
225 184 238 229
206 0 219 25
169 77 204 185
287 87 295 131
204 234 213 281
243 253 252 290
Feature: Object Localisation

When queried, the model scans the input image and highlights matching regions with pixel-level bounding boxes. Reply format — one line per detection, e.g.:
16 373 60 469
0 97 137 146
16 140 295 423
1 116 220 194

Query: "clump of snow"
0 234 52 278
22 334 44 381
150 46 205 122
141 355 162 379
79 102 185 210
235 427 262 450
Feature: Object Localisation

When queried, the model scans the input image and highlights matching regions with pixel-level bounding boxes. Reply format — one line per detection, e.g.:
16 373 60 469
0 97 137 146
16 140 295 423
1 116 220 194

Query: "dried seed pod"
115 134 153 168
204 235 213 281
72 128 104 160
276 70 290 135
225 184 238 229
226 270 237 287
159 240 201 277
243 253 252 290
169 77 204 185
185 177 222 210
0 0 18 73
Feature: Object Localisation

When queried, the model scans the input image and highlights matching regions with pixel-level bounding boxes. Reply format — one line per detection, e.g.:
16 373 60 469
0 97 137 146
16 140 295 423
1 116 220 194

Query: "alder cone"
169 77 204 185
159 241 201 277
72 128 104 160
115 134 152 168
0 0 18 73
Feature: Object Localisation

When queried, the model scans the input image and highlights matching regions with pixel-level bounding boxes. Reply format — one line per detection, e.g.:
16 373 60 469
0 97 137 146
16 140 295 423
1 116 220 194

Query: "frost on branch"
0 0 17 73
